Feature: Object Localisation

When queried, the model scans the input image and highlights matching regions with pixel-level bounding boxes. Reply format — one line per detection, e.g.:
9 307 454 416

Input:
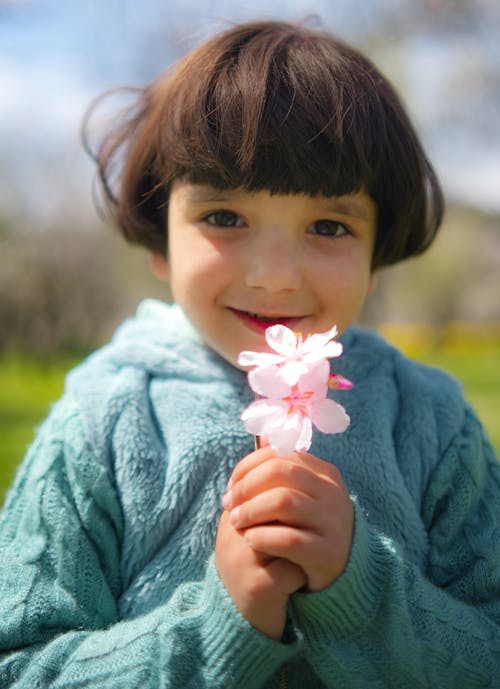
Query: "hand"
215 509 306 640
223 445 354 592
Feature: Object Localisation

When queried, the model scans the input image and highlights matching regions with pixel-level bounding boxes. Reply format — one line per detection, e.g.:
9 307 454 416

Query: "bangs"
178 116 368 199
154 26 380 198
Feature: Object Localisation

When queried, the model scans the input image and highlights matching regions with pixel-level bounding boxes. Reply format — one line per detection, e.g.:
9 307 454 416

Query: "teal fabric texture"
1 300 499 688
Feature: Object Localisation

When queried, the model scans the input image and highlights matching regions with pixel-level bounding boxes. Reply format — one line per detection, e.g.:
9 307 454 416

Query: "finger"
230 447 342 489
230 487 317 531
244 516 355 591
227 457 322 510
243 523 318 567
252 549 277 567
263 558 307 596
216 510 281 572
229 445 277 487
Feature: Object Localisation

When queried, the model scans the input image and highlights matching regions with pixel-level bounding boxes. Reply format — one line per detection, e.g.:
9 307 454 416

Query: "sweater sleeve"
0 401 296 688
290 406 500 688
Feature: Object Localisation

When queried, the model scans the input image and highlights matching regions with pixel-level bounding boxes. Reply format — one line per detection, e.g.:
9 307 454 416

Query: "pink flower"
241 361 350 456
239 324 352 455
238 324 343 386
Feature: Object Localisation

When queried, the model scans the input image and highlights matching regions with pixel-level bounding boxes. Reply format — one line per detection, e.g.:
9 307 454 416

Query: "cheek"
169 241 227 300
314 253 372 319
316 255 367 294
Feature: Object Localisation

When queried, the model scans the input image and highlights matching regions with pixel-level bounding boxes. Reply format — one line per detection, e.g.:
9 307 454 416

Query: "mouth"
230 308 303 333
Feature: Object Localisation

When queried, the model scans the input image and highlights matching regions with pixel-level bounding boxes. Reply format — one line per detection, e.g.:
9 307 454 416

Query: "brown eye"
311 220 349 237
204 211 242 227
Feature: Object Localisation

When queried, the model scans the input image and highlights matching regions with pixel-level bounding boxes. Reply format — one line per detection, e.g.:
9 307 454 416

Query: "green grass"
410 348 500 452
1 338 499 506
0 355 80 505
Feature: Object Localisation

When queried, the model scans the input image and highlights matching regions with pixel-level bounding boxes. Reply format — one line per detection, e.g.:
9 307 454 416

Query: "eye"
309 220 349 238
203 210 243 227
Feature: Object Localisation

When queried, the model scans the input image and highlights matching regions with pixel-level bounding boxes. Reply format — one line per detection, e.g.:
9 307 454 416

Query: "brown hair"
86 20 444 269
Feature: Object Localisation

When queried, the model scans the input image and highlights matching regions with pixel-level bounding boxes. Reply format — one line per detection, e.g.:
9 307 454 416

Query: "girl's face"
159 179 377 369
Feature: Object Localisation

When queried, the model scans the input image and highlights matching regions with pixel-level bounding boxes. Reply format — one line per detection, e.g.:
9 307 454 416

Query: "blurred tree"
361 204 500 333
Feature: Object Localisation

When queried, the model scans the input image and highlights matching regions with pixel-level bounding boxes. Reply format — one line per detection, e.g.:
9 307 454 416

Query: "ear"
150 252 169 281
368 271 378 294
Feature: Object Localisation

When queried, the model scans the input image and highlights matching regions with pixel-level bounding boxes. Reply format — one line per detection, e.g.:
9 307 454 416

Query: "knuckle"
265 458 283 478
275 489 296 513
267 459 300 489
282 529 304 550
279 460 299 482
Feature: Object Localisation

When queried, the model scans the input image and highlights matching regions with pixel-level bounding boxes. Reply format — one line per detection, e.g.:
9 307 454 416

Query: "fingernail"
222 490 232 510
230 506 240 525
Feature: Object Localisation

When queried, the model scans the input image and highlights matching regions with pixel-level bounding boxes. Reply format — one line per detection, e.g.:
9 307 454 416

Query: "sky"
1 0 499 223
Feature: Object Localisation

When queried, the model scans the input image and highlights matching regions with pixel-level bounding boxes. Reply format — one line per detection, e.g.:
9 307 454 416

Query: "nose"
244 230 303 293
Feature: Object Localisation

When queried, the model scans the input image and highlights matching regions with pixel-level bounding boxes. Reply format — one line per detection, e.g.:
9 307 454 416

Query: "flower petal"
300 325 338 354
268 429 298 456
241 399 288 435
248 366 292 397
296 359 330 394
237 350 283 368
318 340 343 359
265 324 297 356
311 398 350 434
268 411 309 455
294 415 312 452
276 359 309 386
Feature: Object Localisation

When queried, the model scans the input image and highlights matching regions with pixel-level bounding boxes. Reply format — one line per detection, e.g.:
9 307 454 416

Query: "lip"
230 308 303 334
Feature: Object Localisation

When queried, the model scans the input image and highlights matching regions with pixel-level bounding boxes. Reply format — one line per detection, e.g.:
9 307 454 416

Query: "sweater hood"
67 300 247 389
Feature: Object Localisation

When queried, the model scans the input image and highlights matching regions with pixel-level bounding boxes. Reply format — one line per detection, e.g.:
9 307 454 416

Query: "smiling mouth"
231 308 303 332
246 312 288 322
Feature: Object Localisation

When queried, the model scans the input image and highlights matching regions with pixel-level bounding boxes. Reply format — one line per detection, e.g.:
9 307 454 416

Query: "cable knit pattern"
0 299 499 688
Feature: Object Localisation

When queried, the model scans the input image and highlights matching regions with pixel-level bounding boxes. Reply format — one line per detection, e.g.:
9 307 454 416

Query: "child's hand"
215 509 306 641
223 445 354 592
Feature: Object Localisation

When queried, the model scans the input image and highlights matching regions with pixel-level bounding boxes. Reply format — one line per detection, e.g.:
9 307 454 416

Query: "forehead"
170 180 377 223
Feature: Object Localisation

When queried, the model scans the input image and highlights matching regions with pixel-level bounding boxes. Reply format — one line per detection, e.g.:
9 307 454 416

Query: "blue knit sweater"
1 300 499 688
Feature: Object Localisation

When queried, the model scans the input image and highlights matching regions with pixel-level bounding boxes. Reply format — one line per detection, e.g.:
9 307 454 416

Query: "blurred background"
1 0 499 500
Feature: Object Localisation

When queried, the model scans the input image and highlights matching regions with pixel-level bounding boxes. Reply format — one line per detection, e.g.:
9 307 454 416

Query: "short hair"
87 20 444 269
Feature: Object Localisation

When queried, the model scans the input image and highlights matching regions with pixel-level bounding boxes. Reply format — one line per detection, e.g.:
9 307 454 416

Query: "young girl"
1 19 499 688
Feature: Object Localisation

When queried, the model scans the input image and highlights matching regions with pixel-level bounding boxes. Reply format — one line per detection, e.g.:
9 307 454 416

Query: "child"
1 19 499 688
